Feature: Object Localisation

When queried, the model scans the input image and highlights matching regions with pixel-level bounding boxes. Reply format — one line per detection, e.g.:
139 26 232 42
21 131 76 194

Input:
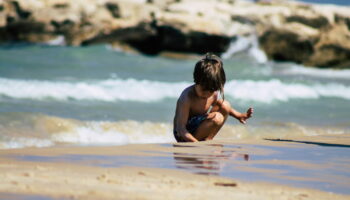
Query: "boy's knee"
208 112 224 126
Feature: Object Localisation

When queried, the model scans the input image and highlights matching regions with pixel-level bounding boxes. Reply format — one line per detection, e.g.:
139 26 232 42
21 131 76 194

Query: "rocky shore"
0 0 349 68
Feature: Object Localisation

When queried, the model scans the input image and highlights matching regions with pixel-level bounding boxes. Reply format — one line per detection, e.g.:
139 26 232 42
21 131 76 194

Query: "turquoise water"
0 44 350 148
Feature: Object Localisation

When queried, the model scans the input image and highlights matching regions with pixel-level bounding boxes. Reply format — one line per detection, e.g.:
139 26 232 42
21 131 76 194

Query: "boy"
173 53 253 142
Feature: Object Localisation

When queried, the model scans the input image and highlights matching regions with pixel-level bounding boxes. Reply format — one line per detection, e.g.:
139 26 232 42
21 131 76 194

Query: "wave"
1 77 350 103
225 79 350 103
222 35 268 64
45 35 66 46
277 64 350 80
0 77 188 102
0 113 347 149
0 113 175 149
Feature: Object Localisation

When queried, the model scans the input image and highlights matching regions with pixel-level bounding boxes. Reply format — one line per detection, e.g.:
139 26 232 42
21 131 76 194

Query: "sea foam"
0 77 188 102
0 113 347 149
51 121 174 145
0 113 175 149
0 77 350 104
222 35 268 64
278 64 350 79
0 138 54 149
226 79 350 103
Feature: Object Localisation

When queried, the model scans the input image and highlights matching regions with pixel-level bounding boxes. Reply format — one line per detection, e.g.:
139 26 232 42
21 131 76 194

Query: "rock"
307 22 350 68
259 27 315 64
257 2 350 68
285 15 329 29
105 2 121 18
0 0 349 68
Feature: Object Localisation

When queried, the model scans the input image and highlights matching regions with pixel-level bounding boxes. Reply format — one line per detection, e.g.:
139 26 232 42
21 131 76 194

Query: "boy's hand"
239 107 253 124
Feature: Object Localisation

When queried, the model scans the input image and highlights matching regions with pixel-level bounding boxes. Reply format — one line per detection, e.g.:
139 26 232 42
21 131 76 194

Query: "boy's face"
195 84 215 99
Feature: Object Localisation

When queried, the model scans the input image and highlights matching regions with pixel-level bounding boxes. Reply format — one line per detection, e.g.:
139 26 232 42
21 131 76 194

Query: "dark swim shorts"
174 114 207 142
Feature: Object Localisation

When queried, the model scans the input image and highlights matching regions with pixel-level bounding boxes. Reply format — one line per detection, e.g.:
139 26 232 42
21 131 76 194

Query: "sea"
0 33 349 149
297 0 350 5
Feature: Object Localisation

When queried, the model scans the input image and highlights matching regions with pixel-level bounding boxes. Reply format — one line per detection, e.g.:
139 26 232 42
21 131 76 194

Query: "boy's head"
193 53 226 94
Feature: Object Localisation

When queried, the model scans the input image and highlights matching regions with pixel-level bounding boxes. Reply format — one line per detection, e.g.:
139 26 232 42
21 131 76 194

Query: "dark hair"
193 53 226 99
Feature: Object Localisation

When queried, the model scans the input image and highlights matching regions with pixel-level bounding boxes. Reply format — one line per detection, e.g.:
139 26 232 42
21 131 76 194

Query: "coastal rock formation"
0 0 350 68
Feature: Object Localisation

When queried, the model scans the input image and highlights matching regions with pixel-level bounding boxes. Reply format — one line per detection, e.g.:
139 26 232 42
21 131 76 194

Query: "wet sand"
0 134 349 200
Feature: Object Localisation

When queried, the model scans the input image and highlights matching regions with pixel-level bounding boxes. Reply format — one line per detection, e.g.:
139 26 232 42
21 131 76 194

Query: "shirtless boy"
173 53 253 142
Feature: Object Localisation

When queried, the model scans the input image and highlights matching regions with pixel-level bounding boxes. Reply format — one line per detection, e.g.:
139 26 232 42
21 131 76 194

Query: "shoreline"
1 134 349 199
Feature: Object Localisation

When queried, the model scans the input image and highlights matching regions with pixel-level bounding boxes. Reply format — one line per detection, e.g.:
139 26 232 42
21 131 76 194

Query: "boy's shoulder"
178 85 194 103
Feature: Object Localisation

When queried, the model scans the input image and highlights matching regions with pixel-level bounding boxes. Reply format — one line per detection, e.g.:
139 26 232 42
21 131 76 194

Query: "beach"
1 134 350 200
1 0 350 199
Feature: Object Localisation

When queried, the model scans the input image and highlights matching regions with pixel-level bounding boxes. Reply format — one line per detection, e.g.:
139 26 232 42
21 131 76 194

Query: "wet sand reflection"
172 144 249 175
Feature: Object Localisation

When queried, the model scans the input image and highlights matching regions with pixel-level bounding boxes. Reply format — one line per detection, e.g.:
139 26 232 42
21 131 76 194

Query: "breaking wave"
0 113 175 149
0 77 350 104
0 77 188 102
226 79 350 103
0 113 347 149
277 64 350 80
222 35 268 64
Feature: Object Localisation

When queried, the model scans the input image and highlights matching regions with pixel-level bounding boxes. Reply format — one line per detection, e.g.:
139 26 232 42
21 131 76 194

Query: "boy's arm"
214 99 253 124
229 107 254 124
175 98 199 142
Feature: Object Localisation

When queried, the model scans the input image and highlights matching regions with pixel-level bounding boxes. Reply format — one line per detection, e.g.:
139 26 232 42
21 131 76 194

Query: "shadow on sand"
265 139 350 148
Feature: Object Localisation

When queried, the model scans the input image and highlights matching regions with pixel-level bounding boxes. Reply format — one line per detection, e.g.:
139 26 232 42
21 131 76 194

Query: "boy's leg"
192 100 231 141
192 112 225 141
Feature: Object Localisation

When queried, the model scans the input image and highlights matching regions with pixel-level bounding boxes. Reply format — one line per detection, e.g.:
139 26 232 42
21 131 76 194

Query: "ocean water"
0 41 350 149
297 0 350 6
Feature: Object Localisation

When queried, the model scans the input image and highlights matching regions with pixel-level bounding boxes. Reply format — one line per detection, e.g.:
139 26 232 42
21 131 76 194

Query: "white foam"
222 35 268 64
1 77 350 104
222 36 251 58
0 112 347 149
278 64 350 79
0 118 175 149
0 77 189 102
0 138 54 149
225 79 350 103
45 35 66 46
51 123 130 146
51 121 175 145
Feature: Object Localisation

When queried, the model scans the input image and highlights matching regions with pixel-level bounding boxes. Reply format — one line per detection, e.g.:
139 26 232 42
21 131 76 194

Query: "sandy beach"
1 134 349 200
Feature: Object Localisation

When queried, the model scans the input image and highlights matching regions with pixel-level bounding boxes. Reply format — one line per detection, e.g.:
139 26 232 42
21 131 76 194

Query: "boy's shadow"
172 144 249 176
